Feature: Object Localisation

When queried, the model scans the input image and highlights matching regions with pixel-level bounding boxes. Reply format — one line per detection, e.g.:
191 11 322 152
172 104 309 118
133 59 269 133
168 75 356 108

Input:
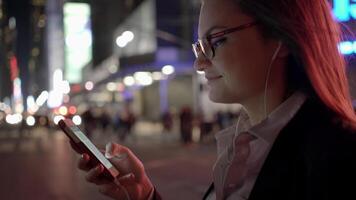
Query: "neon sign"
331 0 356 54
338 41 356 55
333 0 356 22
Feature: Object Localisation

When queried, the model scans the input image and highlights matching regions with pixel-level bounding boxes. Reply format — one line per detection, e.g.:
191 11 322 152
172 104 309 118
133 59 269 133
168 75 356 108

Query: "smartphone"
58 119 119 181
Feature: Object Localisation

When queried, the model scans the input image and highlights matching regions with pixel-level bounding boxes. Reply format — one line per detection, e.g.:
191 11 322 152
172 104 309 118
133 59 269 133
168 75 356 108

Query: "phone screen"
58 119 119 179
67 125 114 169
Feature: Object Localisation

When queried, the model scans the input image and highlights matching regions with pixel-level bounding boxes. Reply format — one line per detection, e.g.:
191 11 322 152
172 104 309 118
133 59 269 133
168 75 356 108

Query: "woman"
72 0 356 199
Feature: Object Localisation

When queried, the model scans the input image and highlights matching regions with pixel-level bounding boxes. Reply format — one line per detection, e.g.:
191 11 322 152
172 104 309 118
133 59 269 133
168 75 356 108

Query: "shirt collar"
236 91 307 144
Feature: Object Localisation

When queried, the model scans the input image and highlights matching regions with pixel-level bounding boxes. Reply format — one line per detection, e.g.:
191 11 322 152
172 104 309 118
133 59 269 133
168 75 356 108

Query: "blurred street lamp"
5 114 22 125
106 82 117 92
123 76 135 86
134 72 153 86
85 81 94 91
59 106 68 116
72 115 82 125
26 116 36 126
116 31 135 48
162 65 175 75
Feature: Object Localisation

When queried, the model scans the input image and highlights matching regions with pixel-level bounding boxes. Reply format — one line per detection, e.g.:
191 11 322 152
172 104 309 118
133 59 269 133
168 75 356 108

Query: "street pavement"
0 122 217 200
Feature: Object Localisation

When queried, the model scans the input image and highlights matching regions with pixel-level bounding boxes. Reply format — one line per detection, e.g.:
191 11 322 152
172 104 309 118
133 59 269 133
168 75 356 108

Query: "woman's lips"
206 75 223 81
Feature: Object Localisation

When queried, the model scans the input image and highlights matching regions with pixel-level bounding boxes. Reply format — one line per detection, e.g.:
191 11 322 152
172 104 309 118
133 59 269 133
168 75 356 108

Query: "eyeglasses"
192 22 258 59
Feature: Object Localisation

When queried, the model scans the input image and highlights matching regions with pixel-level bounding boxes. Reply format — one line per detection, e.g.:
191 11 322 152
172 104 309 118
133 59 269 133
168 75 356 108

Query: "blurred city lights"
5 113 22 125
9 17 16 29
123 31 134 41
53 115 65 125
72 115 82 125
65 30 92 49
0 102 10 112
123 76 135 86
117 82 125 92
48 69 66 108
47 91 63 108
63 94 70 103
36 91 49 106
69 106 77 115
38 15 46 28
53 69 63 89
27 96 39 114
13 78 24 114
134 72 153 86
26 116 36 126
339 41 356 55
162 65 175 75
64 2 92 83
116 31 135 48
333 0 356 22
106 82 117 92
152 72 163 80
85 81 94 91
59 106 68 116
109 64 118 74
61 80 71 94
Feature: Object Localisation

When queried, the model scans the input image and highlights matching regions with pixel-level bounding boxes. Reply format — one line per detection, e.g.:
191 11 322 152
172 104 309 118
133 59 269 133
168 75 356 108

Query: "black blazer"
203 99 356 200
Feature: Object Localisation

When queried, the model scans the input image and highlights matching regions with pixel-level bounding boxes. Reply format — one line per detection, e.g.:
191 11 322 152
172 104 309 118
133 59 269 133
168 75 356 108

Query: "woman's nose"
193 55 211 72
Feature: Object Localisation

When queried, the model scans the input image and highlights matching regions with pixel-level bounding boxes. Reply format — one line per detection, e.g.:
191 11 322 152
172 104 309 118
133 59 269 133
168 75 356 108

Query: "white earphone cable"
264 41 283 118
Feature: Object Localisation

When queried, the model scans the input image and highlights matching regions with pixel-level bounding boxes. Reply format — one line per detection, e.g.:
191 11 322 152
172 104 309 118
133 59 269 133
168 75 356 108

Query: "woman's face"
194 0 281 104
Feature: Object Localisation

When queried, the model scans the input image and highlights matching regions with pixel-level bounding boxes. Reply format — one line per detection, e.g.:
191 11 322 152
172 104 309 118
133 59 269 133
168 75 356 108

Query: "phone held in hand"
58 119 119 181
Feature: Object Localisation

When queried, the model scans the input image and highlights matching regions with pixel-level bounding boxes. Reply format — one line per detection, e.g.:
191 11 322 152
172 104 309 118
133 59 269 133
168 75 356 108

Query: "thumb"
105 142 128 159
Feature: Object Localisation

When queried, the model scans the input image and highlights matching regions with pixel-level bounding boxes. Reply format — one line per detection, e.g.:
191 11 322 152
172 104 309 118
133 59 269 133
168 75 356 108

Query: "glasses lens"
192 43 200 58
199 40 212 59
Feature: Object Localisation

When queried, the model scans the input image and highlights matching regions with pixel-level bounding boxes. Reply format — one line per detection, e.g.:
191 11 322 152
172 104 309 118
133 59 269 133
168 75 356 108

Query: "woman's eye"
211 38 226 49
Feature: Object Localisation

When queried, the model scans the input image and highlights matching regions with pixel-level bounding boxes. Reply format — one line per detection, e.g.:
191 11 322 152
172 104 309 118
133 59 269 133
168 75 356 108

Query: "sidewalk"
0 122 217 200
89 121 217 200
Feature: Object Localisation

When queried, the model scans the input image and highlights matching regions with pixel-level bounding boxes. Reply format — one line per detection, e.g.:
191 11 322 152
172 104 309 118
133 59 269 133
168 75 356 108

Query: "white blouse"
207 91 307 200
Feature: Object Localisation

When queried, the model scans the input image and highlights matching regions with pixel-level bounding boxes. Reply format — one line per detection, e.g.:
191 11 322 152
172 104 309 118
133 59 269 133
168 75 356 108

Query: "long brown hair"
235 0 356 127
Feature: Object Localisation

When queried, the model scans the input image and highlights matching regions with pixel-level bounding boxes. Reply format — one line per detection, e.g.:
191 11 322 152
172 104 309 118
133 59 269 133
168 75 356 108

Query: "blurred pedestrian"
179 106 193 145
161 110 173 133
99 109 111 134
118 105 136 142
69 0 356 199
199 110 214 143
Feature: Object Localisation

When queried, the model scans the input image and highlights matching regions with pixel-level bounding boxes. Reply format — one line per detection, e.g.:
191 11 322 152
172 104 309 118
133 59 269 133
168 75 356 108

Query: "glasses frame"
192 21 258 59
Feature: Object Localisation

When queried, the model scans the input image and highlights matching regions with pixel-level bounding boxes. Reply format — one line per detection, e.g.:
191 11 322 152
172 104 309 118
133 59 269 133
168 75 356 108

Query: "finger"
105 142 129 158
85 164 105 184
107 143 145 177
78 154 91 171
117 173 136 186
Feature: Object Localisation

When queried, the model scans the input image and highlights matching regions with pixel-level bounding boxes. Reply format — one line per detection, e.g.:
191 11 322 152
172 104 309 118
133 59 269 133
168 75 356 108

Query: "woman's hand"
73 141 154 200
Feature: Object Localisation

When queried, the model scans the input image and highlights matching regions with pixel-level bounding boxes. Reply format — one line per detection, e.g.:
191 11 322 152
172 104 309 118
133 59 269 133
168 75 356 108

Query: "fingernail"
113 153 128 161
123 173 135 179
105 142 114 159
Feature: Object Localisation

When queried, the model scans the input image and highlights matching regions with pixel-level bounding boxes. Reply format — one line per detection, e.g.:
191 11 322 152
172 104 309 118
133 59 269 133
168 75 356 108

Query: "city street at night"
0 124 216 200
1 0 356 199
